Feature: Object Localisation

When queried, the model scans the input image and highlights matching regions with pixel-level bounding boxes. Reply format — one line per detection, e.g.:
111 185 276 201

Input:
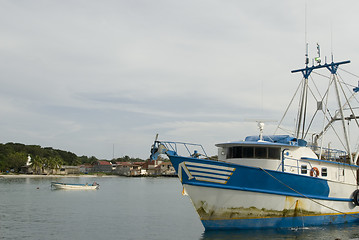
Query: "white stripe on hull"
185 162 235 172
186 166 233 175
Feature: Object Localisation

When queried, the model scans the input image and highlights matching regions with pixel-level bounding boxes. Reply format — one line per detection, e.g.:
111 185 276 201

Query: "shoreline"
0 174 120 178
0 174 177 178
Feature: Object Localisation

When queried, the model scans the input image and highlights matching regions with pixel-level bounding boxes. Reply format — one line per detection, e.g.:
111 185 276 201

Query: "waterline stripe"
201 211 359 221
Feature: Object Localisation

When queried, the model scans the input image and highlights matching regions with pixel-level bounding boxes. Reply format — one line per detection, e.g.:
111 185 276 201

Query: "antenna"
331 22 334 62
304 2 309 66
306 43 309 66
315 43 321 65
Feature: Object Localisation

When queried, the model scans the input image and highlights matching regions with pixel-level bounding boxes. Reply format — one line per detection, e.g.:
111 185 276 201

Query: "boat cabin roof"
216 135 307 148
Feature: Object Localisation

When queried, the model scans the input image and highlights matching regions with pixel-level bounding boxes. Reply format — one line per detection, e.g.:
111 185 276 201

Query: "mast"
291 59 352 162
294 43 310 139
333 73 352 162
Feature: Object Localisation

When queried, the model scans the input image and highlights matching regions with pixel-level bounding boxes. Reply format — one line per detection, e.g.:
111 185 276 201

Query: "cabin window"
268 148 281 159
243 147 254 158
301 165 307 174
226 146 280 160
227 147 242 158
255 147 267 159
321 167 327 177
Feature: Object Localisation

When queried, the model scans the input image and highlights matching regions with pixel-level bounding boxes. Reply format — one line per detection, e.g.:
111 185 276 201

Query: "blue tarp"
245 135 307 146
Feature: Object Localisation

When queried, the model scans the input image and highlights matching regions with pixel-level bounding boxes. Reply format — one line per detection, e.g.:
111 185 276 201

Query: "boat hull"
169 156 359 229
51 182 99 190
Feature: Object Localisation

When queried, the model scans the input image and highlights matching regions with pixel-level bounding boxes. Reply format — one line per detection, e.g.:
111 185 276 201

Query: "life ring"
310 167 320 177
353 189 359 206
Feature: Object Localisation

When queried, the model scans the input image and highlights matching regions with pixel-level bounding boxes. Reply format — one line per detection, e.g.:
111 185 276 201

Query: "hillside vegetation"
0 142 145 173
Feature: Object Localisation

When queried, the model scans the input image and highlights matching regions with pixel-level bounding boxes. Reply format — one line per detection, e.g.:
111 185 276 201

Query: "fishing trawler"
150 48 359 229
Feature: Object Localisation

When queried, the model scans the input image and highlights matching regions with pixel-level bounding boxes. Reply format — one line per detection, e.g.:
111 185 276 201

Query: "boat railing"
276 156 314 174
155 141 210 159
308 145 347 162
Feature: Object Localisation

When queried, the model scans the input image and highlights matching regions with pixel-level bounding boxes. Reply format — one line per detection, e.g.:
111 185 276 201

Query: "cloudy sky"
1 0 359 160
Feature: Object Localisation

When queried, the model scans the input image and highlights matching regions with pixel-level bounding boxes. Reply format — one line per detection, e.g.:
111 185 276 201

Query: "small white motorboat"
51 182 99 190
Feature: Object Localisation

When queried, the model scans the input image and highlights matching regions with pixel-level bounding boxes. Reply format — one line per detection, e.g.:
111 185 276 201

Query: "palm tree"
30 156 43 174
48 156 64 174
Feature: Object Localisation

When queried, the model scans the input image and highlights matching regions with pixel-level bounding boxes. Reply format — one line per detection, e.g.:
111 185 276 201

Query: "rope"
340 67 359 79
259 167 359 218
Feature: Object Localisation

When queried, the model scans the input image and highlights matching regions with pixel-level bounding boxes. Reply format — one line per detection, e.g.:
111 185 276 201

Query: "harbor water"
1 176 359 240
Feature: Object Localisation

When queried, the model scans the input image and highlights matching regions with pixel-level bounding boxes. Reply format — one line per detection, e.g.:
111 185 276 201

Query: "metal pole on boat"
333 73 353 164
295 77 307 139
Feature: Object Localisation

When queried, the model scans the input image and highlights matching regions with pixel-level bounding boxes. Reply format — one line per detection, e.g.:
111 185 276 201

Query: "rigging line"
337 73 359 170
310 74 333 109
303 84 322 139
344 107 359 110
337 75 359 129
316 75 359 142
315 108 347 152
277 126 295 135
314 77 335 139
337 72 357 88
307 82 320 102
334 74 353 159
340 67 359 79
337 72 359 106
303 110 318 139
312 71 331 79
309 75 323 100
338 72 359 96
274 79 303 135
259 167 359 218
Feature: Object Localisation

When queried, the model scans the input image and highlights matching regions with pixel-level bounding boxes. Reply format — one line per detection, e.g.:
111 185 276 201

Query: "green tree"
89 156 98 165
8 152 27 172
47 156 64 174
31 156 43 174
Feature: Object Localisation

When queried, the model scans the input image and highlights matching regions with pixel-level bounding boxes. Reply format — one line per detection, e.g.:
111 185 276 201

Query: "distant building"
20 155 33 174
132 162 146 176
143 160 163 176
116 162 132 176
116 162 146 176
53 166 80 175
79 164 93 174
159 162 175 176
93 160 113 173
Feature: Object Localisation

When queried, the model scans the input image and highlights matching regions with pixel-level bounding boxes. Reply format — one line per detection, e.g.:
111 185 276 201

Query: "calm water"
1 176 359 240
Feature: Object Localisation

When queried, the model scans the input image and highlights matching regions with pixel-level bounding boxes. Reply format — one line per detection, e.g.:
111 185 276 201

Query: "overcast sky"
1 0 359 160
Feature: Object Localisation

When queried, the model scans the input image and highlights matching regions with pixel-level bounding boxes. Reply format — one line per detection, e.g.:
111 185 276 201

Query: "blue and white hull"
150 58 359 230
168 155 359 230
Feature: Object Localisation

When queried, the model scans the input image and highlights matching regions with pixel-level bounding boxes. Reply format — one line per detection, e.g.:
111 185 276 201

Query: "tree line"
0 142 145 173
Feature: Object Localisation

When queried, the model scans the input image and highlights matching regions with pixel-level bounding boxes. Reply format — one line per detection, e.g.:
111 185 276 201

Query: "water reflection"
200 223 359 240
